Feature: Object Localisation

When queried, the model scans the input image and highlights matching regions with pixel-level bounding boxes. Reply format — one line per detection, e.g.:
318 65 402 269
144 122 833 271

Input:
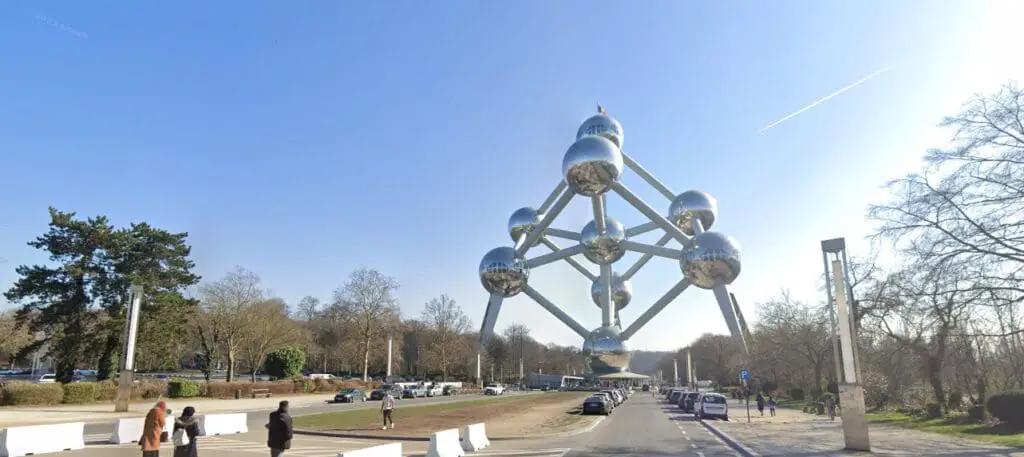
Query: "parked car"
334 388 368 403
442 385 459 396
593 392 616 410
680 392 700 412
483 383 505 396
669 390 686 405
582 395 612 415
370 385 401 401
35 374 57 384
425 384 443 397
695 393 729 420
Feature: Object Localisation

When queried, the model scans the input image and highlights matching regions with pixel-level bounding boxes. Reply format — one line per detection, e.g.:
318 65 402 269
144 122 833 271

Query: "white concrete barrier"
198 413 248 436
110 415 174 444
461 423 490 452
0 422 85 457
337 442 402 457
426 428 464 457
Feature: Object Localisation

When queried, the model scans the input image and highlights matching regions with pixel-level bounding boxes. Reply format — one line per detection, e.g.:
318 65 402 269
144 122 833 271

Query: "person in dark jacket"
267 401 293 457
173 406 200 457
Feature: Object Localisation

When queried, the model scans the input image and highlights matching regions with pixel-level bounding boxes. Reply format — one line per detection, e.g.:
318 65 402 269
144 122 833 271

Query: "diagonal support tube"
620 278 691 340
611 182 693 247
524 244 585 269
600 264 614 327
620 240 683 260
538 181 568 214
622 152 675 201
713 284 748 354
522 284 590 339
516 186 574 257
545 228 581 241
621 232 674 281
625 221 660 238
478 292 505 347
540 237 596 281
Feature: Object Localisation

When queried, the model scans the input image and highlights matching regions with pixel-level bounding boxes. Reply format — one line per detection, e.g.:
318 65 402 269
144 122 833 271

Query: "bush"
204 381 295 398
790 388 806 401
265 346 306 380
62 383 99 404
967 405 987 422
168 379 202 398
130 380 168 400
947 392 963 411
95 380 118 401
814 403 825 415
925 402 942 418
987 391 1024 426
809 387 823 400
1 381 65 405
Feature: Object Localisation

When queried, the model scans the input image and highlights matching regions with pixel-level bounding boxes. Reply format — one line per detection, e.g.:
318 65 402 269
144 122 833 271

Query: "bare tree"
198 266 264 382
753 290 833 392
294 296 320 321
241 298 301 382
0 310 33 367
421 295 471 380
333 268 400 382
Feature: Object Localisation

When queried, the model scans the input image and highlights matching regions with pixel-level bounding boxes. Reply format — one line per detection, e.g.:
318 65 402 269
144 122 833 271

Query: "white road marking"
696 453 705 457
685 435 691 440
691 443 697 448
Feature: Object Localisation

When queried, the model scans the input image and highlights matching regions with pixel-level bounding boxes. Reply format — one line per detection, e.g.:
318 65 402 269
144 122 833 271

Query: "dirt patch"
294 392 596 438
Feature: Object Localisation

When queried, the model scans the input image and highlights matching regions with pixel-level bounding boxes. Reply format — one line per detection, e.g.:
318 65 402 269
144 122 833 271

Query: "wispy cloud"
758 67 891 133
34 14 89 39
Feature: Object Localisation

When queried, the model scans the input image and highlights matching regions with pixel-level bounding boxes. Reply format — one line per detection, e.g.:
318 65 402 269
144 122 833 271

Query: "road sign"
740 369 749 381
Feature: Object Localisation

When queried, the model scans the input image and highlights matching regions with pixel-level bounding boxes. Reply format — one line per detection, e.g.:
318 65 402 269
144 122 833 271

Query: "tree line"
659 83 1024 417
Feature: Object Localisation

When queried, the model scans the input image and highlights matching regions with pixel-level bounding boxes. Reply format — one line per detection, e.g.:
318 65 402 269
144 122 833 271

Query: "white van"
695 392 729 420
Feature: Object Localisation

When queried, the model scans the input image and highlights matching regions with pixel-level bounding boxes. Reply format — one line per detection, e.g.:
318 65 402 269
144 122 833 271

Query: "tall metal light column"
821 238 870 451
386 333 393 379
115 284 144 412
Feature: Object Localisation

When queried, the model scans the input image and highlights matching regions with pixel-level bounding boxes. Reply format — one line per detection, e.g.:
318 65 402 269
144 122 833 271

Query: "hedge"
987 391 1024 426
168 379 202 398
62 383 99 404
1 382 64 406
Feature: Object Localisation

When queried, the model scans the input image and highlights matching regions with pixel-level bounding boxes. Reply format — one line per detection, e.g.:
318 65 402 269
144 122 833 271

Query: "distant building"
524 372 585 389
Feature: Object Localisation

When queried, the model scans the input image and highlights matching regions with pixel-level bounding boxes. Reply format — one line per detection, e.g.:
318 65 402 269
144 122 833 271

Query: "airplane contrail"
758 67 891 133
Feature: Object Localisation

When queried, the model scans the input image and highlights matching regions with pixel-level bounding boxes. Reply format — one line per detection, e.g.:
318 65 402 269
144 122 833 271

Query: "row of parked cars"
336 383 462 403
581 386 631 415
663 387 729 421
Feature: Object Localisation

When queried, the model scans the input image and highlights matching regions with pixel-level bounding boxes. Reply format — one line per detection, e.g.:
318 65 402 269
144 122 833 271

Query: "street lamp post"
115 284 144 412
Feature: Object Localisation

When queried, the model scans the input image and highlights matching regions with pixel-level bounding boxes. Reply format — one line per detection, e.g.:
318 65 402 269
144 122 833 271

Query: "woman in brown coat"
140 401 167 457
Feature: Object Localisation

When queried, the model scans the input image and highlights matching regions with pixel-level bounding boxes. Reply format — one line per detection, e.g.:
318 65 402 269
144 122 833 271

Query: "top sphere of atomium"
479 247 529 297
582 326 631 374
508 207 543 246
576 113 624 148
668 190 717 236
680 231 742 289
579 218 627 265
562 136 624 197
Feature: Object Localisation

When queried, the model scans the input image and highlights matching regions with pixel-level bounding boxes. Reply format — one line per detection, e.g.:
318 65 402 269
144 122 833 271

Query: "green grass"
865 411 1024 448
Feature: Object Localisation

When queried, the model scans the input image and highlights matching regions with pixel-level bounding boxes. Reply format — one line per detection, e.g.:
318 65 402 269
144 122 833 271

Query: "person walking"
824 395 837 421
756 393 765 417
267 401 293 457
768 396 777 417
140 401 167 457
173 406 200 457
381 390 395 430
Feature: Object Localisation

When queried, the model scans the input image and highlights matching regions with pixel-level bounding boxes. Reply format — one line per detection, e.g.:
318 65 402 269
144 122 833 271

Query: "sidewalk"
711 407 1024 456
0 393 335 428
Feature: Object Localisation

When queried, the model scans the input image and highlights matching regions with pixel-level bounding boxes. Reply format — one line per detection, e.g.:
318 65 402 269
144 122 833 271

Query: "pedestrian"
267 401 293 457
824 395 837 421
140 401 167 457
768 396 777 417
381 389 395 430
173 406 200 457
756 393 765 416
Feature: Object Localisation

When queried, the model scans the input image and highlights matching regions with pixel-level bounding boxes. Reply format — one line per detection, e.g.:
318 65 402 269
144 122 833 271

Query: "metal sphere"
479 247 529 297
562 136 624 197
582 326 631 374
590 273 633 310
507 207 543 246
668 190 718 236
576 113 624 148
680 232 742 290
579 218 627 265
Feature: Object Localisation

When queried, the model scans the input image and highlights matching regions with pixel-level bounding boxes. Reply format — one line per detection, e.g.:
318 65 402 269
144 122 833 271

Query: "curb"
699 419 759 457
294 415 606 442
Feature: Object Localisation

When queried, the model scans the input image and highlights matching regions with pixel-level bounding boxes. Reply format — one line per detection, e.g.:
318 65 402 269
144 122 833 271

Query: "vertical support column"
832 259 871 451
386 334 394 378
673 358 679 387
823 251 843 384
476 352 482 387
115 284 143 412
686 350 693 391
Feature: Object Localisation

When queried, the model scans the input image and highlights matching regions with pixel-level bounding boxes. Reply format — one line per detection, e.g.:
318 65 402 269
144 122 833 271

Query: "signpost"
741 369 751 423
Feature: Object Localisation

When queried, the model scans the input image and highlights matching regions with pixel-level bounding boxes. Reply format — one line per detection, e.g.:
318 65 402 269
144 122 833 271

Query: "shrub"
1 381 65 405
762 381 778 393
967 405 986 422
265 346 306 380
129 380 168 400
790 388 806 401
987 391 1024 426
168 379 202 398
95 380 118 401
62 383 99 404
947 392 963 411
814 403 825 415
925 403 942 418
204 380 295 398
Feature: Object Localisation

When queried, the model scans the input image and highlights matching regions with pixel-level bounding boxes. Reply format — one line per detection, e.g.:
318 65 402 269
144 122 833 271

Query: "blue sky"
2 1 1022 351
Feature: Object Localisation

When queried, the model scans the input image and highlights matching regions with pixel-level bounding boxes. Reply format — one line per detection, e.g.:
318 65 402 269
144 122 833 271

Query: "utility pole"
386 333 393 379
673 358 679 387
115 285 144 412
686 349 693 390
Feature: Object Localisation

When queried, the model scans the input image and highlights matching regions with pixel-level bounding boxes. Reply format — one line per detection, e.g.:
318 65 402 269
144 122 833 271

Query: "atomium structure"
477 106 750 375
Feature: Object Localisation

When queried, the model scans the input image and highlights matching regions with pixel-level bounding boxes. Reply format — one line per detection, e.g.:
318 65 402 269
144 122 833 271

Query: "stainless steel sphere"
479 247 529 297
579 218 627 265
583 326 631 374
590 273 633 310
562 136 624 197
507 207 543 246
668 190 718 236
680 231 742 289
576 113 624 148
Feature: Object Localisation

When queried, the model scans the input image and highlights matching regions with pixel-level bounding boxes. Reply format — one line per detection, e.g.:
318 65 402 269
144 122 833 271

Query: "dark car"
369 385 400 401
442 385 459 396
334 388 367 403
680 392 700 412
582 395 612 415
642 384 650 392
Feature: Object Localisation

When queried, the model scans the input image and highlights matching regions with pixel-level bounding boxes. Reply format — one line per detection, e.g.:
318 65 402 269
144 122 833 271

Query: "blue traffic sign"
740 369 749 381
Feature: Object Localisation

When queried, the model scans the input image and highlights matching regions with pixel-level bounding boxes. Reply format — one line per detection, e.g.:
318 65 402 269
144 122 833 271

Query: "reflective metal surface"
668 190 717 236
576 113 624 148
479 247 529 297
680 231 742 289
508 207 543 246
590 273 632 310
579 218 627 265
583 326 631 374
562 136 623 197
